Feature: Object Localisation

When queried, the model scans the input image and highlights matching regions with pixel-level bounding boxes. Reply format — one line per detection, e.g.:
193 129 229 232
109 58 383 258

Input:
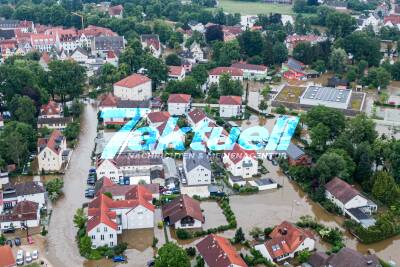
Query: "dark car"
171 189 180 194
14 237 21 246
87 178 96 185
5 240 13 247
89 168 96 173
85 189 96 198
3 227 15 234
112 256 126 262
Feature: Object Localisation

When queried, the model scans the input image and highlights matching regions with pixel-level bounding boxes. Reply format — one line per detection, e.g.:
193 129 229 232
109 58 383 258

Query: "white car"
16 250 24 265
25 251 32 263
32 250 39 260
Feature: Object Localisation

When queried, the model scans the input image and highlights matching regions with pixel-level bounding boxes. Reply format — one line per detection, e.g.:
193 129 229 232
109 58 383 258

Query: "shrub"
176 229 193 240
186 247 196 257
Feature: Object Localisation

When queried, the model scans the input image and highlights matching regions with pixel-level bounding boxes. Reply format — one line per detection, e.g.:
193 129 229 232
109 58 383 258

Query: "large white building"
87 185 155 248
113 74 152 101
183 150 212 186
300 85 352 110
208 67 243 85
37 130 68 172
219 95 243 118
0 201 40 230
223 144 258 178
1 181 46 209
255 221 315 262
167 94 191 116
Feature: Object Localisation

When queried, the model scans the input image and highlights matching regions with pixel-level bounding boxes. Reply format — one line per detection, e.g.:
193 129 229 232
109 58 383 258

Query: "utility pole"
71 12 84 29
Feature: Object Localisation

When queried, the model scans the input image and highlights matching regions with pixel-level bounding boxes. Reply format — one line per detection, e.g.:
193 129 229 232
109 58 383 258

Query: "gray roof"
230 175 245 182
302 86 351 104
0 19 19 28
184 150 211 173
2 181 45 199
0 29 15 40
72 46 89 56
93 36 124 51
163 157 178 179
254 178 276 186
286 143 305 160
326 248 381 267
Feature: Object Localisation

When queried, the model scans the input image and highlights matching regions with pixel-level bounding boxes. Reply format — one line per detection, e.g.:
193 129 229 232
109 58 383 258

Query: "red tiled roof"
168 93 191 103
224 143 256 164
265 221 314 260
285 34 322 43
108 5 123 16
168 65 184 76
99 93 118 108
209 67 243 77
196 234 248 267
384 14 400 25
0 201 39 223
162 194 204 224
106 50 117 59
114 73 151 88
219 95 242 105
37 130 64 155
231 62 267 72
79 25 117 37
0 245 15 267
40 100 61 116
324 177 360 204
147 111 170 124
188 108 207 124
156 120 180 135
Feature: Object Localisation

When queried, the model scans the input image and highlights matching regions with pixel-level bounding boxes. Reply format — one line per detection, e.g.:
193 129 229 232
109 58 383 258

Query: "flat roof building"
300 85 352 110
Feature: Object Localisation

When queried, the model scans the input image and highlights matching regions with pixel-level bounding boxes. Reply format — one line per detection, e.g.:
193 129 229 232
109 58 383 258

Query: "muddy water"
46 103 98 267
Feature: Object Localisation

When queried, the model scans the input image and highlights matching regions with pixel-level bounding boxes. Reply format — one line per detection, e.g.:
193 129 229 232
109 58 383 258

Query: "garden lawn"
215 0 294 15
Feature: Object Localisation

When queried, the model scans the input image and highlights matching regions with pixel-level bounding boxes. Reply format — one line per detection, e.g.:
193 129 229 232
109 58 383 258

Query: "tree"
165 53 182 66
272 43 288 64
354 142 374 186
103 192 113 198
73 208 87 229
306 106 345 139
205 24 223 43
213 40 240 66
314 151 348 184
364 67 391 89
46 178 64 201
372 171 400 205
233 227 245 244
155 242 190 267
298 249 311 263
165 77 203 98
219 73 243 96
249 227 263 239
64 122 80 141
310 123 330 153
79 235 92 257
190 64 209 85
329 48 347 74
9 95 37 126
143 54 168 88
344 114 377 145
326 12 356 38
293 42 315 65
258 100 268 114
237 30 264 57
48 60 86 103
343 32 381 66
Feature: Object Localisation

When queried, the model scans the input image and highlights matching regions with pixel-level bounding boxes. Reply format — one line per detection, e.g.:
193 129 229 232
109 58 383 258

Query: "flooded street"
46 103 98 267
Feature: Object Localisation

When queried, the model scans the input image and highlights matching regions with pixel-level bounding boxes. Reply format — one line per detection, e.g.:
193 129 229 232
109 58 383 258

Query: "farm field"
215 0 294 15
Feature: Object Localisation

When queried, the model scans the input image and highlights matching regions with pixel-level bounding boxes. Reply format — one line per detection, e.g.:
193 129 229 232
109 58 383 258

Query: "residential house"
190 41 204 62
96 153 163 184
308 248 381 267
223 143 258 178
140 34 162 58
162 194 204 229
37 117 72 130
183 150 212 186
255 221 315 262
167 94 192 116
87 186 154 248
222 26 242 42
30 34 56 52
219 95 243 118
168 65 185 81
208 67 243 85
0 201 40 230
37 130 68 172
187 108 215 129
285 34 327 53
91 36 125 56
70 47 89 63
231 62 268 80
113 73 152 101
325 177 377 227
108 5 124 18
0 172 9 187
197 234 248 267
39 101 62 118
0 245 16 267
277 143 311 166
228 175 246 187
147 111 171 128
383 14 400 29
1 181 46 209
282 57 319 80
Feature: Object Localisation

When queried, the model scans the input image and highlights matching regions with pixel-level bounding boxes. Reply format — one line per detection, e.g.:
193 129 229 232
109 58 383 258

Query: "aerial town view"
1 0 400 266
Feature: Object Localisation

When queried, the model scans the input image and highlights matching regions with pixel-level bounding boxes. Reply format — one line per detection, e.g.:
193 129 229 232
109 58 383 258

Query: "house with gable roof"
1 181 46 209
113 73 152 101
0 200 41 230
168 65 185 81
87 184 155 248
223 143 258 178
187 108 215 129
167 94 191 116
37 100 72 130
0 245 16 267
140 34 162 58
147 111 171 128
208 67 243 85
183 150 211 186
108 5 124 18
325 177 377 227
162 194 204 229
255 221 315 262
37 130 68 172
282 57 319 80
197 234 248 267
219 95 243 118
231 62 268 80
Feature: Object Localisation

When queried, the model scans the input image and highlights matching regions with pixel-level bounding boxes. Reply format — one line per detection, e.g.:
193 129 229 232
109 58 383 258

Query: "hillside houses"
141 34 162 58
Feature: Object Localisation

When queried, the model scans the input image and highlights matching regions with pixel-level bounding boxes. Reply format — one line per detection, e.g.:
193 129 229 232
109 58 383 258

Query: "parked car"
32 250 39 260
16 250 24 265
272 159 278 166
112 255 126 262
89 168 96 173
3 226 15 233
85 190 96 198
14 237 21 246
171 188 180 194
5 240 13 247
163 190 173 196
87 178 96 185
25 251 32 263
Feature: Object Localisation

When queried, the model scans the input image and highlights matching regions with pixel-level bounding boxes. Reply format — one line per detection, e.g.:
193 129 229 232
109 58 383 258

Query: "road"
46 103 98 267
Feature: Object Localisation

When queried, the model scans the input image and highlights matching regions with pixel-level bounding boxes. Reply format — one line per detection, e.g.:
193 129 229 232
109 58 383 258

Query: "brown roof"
219 95 242 105
0 200 39 223
188 108 208 124
0 245 15 267
231 62 267 72
209 67 243 77
147 111 170 124
99 93 118 107
315 248 381 267
108 4 123 16
40 100 61 116
196 234 248 267
37 130 65 155
324 177 360 204
162 194 204 224
224 143 256 164
168 93 191 103
113 73 150 88
168 65 184 76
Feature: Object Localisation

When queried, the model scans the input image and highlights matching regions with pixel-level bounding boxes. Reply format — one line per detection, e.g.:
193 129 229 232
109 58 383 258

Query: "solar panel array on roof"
303 86 351 104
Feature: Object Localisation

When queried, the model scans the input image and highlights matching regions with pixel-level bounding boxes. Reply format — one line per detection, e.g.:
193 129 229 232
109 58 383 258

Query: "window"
104 227 107 232
100 235 104 240
110 242 114 246
110 234 113 238
97 228 100 233
91 235 95 240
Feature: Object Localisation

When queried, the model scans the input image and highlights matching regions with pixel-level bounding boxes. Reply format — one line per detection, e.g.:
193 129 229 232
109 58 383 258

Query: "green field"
215 0 294 15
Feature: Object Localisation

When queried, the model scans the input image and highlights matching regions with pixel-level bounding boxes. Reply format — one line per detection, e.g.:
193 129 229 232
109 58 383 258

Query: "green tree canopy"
155 242 190 267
